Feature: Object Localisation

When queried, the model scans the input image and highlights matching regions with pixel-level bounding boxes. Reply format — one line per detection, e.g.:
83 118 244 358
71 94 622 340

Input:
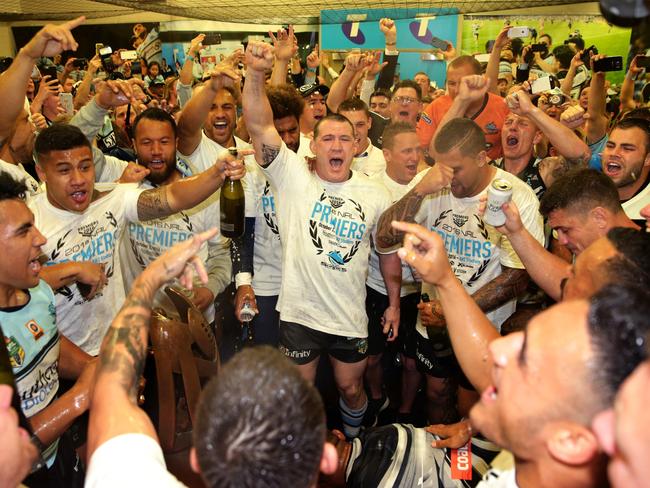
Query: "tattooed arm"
243 41 283 167
472 266 529 313
87 229 217 457
375 164 454 253
135 149 249 221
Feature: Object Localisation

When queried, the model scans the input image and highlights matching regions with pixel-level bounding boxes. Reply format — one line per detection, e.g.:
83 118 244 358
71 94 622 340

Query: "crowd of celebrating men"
0 12 649 488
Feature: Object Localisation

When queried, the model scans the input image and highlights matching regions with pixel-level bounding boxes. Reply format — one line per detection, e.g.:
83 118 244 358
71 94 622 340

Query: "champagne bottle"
220 148 245 238
0 324 45 472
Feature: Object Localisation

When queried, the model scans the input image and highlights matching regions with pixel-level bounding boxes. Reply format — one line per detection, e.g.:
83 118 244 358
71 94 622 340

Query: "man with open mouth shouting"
243 40 402 440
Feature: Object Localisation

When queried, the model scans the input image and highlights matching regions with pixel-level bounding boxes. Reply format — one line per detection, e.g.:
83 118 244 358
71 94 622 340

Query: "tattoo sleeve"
261 143 280 167
472 266 529 313
375 186 428 253
137 187 173 221
97 279 157 402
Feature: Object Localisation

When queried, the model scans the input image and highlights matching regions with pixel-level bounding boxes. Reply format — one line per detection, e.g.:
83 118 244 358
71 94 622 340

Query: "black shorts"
279 321 368 365
366 287 419 357
414 332 473 390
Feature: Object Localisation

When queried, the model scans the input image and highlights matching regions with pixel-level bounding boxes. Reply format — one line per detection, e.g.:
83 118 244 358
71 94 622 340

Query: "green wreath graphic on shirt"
466 215 491 286
262 181 280 235
309 190 365 266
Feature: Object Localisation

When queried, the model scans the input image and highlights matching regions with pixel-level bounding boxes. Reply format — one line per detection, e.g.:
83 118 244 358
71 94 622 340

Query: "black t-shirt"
491 156 546 199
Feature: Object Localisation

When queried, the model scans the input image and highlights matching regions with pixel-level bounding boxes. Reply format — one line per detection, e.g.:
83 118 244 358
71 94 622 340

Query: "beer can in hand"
484 179 513 227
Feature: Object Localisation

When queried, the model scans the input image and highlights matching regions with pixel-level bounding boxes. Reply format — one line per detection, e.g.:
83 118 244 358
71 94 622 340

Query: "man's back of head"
194 346 327 488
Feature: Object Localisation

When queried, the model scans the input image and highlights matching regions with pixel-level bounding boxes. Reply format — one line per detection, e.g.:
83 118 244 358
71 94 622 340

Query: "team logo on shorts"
25 320 44 340
5 336 25 368
355 338 368 355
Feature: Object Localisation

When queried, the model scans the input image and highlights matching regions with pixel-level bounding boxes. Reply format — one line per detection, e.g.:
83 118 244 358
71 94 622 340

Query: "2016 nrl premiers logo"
309 190 367 270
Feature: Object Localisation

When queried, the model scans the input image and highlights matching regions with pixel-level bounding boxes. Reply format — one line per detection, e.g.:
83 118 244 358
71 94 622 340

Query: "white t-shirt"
120 173 226 323
413 168 543 334
85 433 186 487
366 171 419 297
30 183 142 355
242 160 282 296
623 181 650 221
263 143 392 338
297 132 315 162
477 467 518 488
183 131 248 172
352 140 386 177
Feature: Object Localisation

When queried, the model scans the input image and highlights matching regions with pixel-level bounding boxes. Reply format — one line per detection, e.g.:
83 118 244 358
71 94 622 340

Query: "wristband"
307 66 317 73
235 272 252 288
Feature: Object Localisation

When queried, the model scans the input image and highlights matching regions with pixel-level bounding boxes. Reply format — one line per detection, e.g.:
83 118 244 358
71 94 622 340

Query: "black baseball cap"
298 82 330 98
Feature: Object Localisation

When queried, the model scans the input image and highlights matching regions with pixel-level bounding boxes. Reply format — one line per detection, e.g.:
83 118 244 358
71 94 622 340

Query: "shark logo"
327 251 345 266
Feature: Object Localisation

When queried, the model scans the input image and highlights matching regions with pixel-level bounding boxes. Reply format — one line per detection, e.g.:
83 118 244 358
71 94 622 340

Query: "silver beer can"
484 179 513 227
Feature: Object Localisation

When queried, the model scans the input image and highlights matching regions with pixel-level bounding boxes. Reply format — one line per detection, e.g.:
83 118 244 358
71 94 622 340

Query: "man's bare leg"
295 357 320 384
331 356 368 438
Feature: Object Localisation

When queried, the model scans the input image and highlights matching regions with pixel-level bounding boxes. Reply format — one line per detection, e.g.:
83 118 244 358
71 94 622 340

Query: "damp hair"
194 346 326 488
33 123 91 166
382 121 417 150
600 228 650 292
338 97 370 118
612 117 650 153
447 55 483 76
0 172 27 202
132 107 178 139
539 169 623 217
267 84 305 121
587 283 650 410
313 113 355 138
433 118 486 158
391 79 422 101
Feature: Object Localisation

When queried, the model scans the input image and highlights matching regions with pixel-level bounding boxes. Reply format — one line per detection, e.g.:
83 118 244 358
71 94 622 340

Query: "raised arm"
88 229 217 457
375 164 453 252
303 44 320 86
392 221 496 392
0 17 84 141
177 64 241 156
242 41 283 167
494 201 570 301
327 52 372 113
487 27 510 95
269 26 298 86
560 50 583 97
179 34 204 87
621 55 642 113
507 88 590 161
136 148 249 221
376 18 399 91
585 54 610 144
73 55 101 110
